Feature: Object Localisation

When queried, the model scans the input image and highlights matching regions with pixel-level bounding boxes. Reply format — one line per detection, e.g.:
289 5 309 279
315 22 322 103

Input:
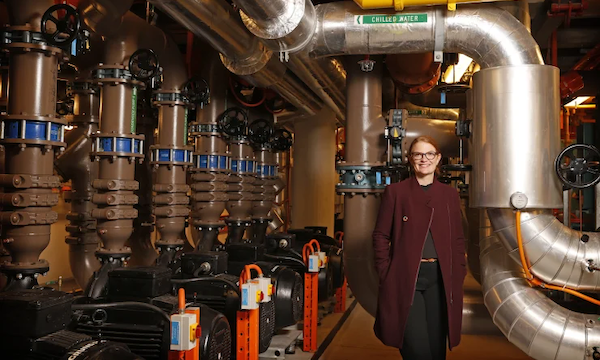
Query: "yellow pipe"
354 0 505 11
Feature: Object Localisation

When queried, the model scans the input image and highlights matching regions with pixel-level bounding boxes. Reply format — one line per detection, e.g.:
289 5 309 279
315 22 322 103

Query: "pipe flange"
0 262 49 274
230 158 257 175
192 153 230 172
152 91 188 106
256 164 278 178
95 250 131 261
91 66 144 88
336 164 388 192
68 81 99 95
149 145 194 166
90 133 145 159
0 115 67 149
1 27 63 56
188 123 220 135
0 210 58 225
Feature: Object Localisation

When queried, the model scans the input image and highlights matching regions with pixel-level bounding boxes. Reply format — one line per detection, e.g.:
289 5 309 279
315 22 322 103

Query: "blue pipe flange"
256 164 277 178
90 133 145 159
192 153 230 172
230 159 256 174
336 164 388 194
149 145 194 166
0 115 67 148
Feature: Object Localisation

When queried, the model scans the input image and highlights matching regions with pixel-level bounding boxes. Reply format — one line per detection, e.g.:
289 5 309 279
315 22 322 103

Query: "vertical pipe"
291 110 336 236
55 81 101 289
189 47 229 251
340 57 386 316
0 0 64 290
251 147 276 243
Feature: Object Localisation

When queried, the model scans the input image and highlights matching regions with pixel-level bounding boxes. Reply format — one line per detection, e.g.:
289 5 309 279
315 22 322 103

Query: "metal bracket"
433 7 446 63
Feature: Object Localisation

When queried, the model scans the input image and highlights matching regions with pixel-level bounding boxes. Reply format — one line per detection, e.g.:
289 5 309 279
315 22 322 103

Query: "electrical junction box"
317 251 327 269
250 276 273 303
170 312 198 351
308 254 320 272
241 282 260 310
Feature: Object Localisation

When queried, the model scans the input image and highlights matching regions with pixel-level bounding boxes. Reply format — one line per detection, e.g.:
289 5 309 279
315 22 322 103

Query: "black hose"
71 302 171 323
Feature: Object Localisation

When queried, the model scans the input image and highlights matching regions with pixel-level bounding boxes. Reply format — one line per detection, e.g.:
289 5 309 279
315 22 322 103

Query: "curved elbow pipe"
481 234 600 360
310 2 542 68
488 208 600 291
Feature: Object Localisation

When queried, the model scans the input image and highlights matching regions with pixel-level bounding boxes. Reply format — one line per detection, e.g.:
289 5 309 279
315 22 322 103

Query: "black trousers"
400 262 447 360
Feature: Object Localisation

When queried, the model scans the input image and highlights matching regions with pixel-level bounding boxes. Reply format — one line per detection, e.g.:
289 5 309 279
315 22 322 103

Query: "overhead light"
443 54 473 84
564 96 592 108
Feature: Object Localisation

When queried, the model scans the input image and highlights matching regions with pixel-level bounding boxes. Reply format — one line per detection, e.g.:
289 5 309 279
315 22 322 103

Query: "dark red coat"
372 176 467 349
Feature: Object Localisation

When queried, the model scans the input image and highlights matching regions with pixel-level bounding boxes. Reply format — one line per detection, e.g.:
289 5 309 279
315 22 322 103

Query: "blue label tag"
309 257 314 270
242 287 248 305
171 321 180 345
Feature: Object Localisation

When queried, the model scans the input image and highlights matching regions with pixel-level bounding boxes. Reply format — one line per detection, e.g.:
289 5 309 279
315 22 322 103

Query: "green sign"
130 86 138 133
355 14 428 25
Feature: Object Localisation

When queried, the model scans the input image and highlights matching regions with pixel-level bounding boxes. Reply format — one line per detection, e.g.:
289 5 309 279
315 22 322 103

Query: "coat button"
403 216 408 222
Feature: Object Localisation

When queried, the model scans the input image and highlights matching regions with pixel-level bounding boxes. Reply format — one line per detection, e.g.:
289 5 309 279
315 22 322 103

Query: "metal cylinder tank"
470 65 561 209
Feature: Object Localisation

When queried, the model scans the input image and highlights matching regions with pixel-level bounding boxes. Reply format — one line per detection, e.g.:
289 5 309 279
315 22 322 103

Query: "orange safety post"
302 242 319 352
237 264 261 360
335 277 347 313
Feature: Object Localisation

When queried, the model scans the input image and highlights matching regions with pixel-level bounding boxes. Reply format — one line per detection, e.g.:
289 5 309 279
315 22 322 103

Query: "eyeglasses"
411 152 438 160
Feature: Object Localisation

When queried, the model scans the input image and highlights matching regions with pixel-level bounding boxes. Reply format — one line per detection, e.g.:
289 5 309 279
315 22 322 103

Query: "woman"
372 136 467 360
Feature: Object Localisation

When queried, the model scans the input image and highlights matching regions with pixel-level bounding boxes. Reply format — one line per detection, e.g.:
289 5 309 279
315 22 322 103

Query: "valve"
271 129 293 151
182 77 210 106
555 144 600 189
41 4 81 46
217 107 248 137
128 49 160 81
248 119 273 146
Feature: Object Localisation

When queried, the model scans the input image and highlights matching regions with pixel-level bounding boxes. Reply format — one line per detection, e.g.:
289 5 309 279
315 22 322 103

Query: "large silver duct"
309 2 542 68
148 0 335 119
481 234 600 360
488 209 600 291
232 1 542 69
232 0 347 120
470 65 561 209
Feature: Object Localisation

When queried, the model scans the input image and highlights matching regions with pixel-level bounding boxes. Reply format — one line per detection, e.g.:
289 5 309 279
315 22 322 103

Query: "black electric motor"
0 288 140 360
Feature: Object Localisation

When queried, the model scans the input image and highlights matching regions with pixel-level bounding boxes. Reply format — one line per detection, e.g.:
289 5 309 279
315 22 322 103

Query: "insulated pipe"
148 0 324 118
481 234 600 360
0 0 65 290
488 209 600 291
340 58 387 315
309 2 542 68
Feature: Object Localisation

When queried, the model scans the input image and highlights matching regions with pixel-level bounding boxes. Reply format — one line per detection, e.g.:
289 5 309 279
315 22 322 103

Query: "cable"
264 254 307 269
515 210 600 306
72 302 171 323
171 277 240 294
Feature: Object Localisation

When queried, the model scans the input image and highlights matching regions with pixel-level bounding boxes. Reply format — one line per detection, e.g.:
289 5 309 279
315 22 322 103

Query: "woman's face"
410 141 441 177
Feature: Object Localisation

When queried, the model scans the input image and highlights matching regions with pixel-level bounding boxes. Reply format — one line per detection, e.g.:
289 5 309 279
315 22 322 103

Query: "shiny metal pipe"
470 65 562 209
310 2 542 68
488 208 600 291
481 234 600 360
150 0 324 118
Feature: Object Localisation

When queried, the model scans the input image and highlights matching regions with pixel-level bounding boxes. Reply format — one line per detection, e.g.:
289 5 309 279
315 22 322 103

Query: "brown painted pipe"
342 57 387 316
1 0 62 289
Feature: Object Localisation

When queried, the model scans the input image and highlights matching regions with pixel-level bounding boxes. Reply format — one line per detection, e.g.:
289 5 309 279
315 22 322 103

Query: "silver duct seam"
488 208 600 291
481 234 600 360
